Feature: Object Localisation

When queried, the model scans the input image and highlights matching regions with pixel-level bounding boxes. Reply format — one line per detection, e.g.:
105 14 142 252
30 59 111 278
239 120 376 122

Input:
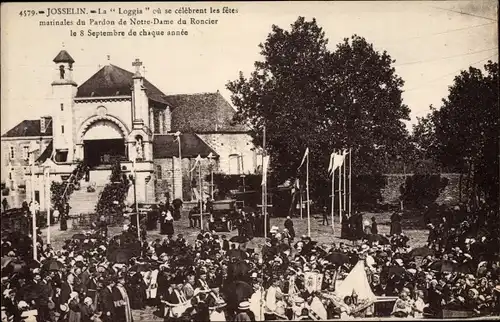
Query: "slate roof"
1 119 53 138
76 64 170 105
36 141 53 163
53 50 75 64
153 134 218 159
167 91 250 133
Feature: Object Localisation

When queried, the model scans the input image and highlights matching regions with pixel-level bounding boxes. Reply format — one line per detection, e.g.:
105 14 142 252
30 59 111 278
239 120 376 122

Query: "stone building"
1 49 260 211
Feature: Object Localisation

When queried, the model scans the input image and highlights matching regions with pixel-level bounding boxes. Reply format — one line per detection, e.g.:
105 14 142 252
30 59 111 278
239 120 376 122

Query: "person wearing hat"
370 216 378 235
234 301 254 322
390 211 403 236
98 277 116 322
111 275 132 322
209 297 227 321
292 297 306 320
391 290 413 317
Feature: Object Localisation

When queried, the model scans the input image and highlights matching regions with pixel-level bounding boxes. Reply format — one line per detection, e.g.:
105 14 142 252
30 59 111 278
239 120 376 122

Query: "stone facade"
1 137 52 192
153 157 217 202
197 133 260 175
1 50 257 211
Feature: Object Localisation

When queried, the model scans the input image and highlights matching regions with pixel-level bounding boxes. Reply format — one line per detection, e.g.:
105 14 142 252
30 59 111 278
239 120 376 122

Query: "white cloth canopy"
335 260 376 303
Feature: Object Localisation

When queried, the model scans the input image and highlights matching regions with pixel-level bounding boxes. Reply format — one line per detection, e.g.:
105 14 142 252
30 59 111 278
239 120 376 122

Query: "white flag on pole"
334 149 349 169
298 148 309 169
261 155 270 186
328 152 336 174
189 154 202 172
291 178 300 194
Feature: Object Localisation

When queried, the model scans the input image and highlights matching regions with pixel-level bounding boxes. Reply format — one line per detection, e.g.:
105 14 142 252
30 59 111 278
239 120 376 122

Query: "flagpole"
331 165 335 231
299 183 303 220
306 151 311 237
338 151 342 226
263 125 267 239
133 160 140 240
349 148 352 216
45 167 51 245
343 151 346 214
30 152 37 260
199 160 203 232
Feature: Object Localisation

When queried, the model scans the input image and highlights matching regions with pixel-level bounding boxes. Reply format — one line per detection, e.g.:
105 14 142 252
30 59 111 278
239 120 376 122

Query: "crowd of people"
1 201 499 322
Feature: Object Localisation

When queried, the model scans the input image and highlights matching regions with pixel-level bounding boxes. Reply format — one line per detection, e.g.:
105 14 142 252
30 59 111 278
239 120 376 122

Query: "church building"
1 49 260 211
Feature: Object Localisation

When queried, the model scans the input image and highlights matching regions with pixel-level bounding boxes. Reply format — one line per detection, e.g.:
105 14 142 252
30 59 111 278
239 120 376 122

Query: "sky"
1 1 498 134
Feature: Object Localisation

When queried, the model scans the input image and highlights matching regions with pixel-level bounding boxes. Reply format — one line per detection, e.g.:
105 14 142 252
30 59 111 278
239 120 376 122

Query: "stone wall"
381 173 467 206
154 157 215 202
197 133 258 175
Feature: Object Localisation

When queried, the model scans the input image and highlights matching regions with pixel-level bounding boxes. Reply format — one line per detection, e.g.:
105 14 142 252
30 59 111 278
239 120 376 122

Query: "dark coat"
99 286 115 319
284 219 295 239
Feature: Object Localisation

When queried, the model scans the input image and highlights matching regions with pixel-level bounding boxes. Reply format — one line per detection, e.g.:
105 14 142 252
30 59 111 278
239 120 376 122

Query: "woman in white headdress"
164 210 174 237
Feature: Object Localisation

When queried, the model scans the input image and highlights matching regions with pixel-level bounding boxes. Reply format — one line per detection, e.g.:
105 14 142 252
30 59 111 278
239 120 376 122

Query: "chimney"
40 116 50 134
40 116 46 134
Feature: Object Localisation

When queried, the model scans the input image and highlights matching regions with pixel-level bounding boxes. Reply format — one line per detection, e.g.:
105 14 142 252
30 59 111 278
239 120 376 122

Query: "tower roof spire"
53 50 75 64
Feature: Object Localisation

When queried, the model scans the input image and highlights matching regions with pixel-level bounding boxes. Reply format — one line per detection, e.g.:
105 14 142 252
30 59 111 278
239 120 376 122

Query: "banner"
304 272 324 293
298 147 309 169
189 154 202 172
261 155 270 186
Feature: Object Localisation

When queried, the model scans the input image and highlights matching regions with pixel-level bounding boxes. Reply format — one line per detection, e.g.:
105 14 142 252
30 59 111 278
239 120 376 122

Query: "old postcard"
1 1 498 321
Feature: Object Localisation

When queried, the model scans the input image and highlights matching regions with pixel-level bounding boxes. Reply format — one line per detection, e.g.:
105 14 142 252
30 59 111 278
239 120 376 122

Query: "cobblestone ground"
40 211 429 321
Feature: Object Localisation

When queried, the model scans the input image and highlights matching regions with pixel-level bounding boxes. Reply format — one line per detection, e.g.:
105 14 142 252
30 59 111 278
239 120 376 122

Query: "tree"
227 17 410 202
430 61 498 209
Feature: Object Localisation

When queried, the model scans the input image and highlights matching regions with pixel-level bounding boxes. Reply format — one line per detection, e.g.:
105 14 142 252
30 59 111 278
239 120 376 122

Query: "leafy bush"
95 161 130 219
50 161 86 211
400 174 449 209
51 181 74 211
352 174 387 210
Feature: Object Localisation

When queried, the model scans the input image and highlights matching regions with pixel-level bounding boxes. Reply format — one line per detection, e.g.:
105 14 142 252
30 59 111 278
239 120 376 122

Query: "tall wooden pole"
331 167 335 231
306 152 311 237
343 151 346 214
199 161 203 232
263 126 267 239
349 148 352 216
299 183 303 220
45 167 51 245
338 152 342 225
133 161 140 240
30 153 37 260
211 165 214 200
177 134 183 201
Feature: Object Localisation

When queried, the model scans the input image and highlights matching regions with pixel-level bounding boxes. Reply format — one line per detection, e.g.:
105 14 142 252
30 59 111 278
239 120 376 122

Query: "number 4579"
19 10 36 17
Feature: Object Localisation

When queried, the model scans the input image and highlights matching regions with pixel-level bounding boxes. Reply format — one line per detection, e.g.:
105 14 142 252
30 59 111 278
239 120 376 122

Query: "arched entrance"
79 117 128 167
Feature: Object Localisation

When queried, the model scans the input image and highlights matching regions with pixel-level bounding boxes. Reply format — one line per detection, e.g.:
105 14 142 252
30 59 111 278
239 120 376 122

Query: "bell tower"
51 49 77 163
